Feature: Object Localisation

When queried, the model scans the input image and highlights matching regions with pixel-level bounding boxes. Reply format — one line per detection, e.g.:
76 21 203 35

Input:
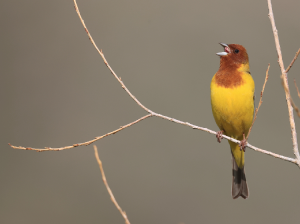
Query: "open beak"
216 43 230 56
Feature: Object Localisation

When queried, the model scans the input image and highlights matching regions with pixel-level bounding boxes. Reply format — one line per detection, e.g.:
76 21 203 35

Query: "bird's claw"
239 134 247 152
216 130 224 143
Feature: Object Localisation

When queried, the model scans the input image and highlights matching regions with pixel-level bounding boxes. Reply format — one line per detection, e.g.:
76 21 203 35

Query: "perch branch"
267 0 300 165
9 0 300 167
8 107 298 164
94 145 131 224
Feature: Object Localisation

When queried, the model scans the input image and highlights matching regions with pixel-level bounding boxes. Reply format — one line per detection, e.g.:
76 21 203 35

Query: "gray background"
2 0 300 223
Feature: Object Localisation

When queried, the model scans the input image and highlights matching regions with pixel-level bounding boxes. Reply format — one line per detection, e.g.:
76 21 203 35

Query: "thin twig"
286 49 300 117
290 98 300 118
286 48 300 73
282 78 300 117
73 0 153 114
93 145 130 224
246 64 270 141
294 79 300 99
281 49 300 117
9 114 152 152
267 0 300 166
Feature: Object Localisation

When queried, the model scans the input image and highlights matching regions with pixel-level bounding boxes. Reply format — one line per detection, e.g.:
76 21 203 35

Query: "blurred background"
2 0 300 223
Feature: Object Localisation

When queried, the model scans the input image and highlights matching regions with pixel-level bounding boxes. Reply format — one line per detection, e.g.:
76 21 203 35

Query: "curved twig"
94 145 131 224
246 64 269 141
9 114 152 152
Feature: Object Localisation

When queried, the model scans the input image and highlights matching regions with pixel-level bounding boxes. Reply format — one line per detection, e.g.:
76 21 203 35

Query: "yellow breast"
210 69 255 139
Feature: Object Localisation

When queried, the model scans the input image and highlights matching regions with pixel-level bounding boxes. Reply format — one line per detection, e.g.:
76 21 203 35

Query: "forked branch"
268 0 300 165
8 0 300 167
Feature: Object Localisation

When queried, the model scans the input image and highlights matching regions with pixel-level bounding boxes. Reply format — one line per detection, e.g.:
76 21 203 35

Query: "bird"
210 43 255 199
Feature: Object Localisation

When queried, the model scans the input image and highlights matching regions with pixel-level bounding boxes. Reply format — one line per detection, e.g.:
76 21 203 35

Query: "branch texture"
8 0 300 167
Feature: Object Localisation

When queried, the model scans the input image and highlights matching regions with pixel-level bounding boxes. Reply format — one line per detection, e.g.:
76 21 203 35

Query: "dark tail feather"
232 153 249 199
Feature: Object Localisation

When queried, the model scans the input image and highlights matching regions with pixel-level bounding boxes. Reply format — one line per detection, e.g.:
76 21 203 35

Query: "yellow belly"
211 72 254 168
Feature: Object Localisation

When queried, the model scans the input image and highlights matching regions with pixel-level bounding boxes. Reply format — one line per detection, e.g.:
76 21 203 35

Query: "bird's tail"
231 152 249 199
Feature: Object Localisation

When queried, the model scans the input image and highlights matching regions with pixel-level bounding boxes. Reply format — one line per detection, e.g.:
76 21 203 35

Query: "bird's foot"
216 130 224 143
239 134 247 152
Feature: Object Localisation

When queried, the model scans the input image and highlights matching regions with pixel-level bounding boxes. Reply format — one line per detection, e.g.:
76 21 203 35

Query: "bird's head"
216 43 249 65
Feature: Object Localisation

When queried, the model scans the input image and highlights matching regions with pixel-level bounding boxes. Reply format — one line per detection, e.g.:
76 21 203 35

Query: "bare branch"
286 48 300 73
93 145 131 224
9 109 297 164
9 114 152 152
9 0 300 167
246 64 270 141
73 0 153 114
246 142 297 164
267 0 300 166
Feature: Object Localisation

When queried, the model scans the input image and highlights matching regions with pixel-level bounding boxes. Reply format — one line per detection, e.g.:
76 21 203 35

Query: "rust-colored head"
214 43 250 88
217 43 249 67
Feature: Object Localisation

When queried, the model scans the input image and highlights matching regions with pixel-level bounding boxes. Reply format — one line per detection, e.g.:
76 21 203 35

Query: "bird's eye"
234 49 239 54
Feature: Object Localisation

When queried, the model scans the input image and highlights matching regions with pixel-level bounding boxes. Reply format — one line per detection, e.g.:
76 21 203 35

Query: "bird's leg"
216 130 224 143
239 133 247 152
